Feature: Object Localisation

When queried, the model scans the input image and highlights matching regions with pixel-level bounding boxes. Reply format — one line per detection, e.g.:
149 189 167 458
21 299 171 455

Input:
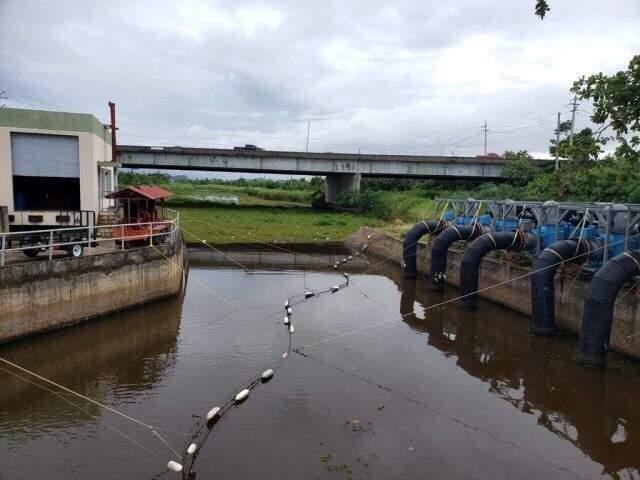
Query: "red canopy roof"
106 185 173 200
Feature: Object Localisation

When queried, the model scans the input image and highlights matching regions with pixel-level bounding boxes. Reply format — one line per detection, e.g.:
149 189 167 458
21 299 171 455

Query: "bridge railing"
0 210 180 266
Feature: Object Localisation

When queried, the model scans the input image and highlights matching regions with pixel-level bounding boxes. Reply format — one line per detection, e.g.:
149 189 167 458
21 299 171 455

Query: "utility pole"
569 95 579 146
482 120 488 156
305 121 311 152
555 112 561 170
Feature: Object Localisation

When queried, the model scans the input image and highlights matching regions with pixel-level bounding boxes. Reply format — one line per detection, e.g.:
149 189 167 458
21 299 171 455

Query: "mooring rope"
298 232 640 351
0 357 182 460
177 225 290 295
0 366 167 460
150 244 238 310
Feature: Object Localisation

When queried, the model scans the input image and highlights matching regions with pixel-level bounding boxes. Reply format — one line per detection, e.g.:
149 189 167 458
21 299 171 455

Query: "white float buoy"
187 443 197 455
282 352 288 359
285 300 289 308
235 389 250 402
331 285 339 292
333 264 338 269
261 369 274 381
348 256 353 260
304 291 314 298
167 461 183 472
367 234 371 239
289 325 295 334
287 307 292 315
284 316 290 325
206 406 221 421
343 273 349 278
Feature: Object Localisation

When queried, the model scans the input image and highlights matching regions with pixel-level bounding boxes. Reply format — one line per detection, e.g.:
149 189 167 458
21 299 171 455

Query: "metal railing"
0 208 180 267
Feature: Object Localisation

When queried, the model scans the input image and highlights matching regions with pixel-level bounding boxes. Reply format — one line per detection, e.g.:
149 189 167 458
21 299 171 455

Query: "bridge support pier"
325 173 361 204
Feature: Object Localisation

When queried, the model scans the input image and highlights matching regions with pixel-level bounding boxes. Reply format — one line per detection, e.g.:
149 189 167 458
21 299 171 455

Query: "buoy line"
0 215 364 477
180 274 351 479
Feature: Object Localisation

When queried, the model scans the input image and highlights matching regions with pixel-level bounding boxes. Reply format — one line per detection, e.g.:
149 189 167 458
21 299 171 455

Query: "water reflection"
398 276 640 478
0 295 183 433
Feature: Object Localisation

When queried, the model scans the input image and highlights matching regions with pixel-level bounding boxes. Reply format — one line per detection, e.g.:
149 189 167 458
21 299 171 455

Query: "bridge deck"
118 145 552 179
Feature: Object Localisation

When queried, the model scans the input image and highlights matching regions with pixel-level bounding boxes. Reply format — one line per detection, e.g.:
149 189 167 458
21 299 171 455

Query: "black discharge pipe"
458 230 532 310
530 239 586 336
429 224 483 291
578 250 640 367
402 219 445 279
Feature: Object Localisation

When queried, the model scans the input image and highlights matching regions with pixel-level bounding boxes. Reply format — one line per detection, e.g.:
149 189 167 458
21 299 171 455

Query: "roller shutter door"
11 132 79 178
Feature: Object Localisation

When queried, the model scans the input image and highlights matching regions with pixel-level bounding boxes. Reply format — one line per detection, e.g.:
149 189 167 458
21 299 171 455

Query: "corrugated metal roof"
106 185 173 200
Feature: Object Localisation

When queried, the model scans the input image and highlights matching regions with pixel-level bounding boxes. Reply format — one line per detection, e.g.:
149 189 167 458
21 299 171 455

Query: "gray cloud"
1 0 639 158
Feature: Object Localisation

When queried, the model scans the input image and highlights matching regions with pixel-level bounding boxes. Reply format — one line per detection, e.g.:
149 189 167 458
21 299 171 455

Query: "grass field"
166 182 311 207
176 205 384 244
121 179 443 242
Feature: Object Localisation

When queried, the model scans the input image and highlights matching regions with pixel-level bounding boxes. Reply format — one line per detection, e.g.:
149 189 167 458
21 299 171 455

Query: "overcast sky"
1 0 639 159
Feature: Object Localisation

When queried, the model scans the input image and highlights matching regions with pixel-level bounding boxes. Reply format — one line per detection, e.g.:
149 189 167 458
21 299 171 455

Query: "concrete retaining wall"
0 237 185 343
346 227 640 360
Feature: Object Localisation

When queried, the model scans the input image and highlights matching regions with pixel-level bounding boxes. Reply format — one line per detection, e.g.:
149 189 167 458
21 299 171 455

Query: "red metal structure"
106 185 173 247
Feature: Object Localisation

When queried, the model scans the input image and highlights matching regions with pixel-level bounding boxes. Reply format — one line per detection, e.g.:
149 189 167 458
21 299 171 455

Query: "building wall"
0 108 112 226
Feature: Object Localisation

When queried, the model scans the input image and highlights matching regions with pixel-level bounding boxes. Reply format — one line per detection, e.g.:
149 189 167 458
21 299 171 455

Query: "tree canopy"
535 0 550 18
571 55 640 163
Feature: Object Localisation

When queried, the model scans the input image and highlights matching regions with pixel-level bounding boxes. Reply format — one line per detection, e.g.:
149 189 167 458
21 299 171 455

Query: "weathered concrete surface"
346 227 640 360
325 172 361 203
0 237 185 343
119 145 554 180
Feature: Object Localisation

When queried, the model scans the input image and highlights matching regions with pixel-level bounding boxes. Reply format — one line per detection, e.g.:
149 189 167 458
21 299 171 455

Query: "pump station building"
0 107 117 232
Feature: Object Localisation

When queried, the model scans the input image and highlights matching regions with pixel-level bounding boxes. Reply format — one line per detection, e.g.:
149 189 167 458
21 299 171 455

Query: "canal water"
1 245 640 479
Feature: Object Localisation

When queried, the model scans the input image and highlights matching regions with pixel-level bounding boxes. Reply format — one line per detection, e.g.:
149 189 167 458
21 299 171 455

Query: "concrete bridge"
118 145 553 203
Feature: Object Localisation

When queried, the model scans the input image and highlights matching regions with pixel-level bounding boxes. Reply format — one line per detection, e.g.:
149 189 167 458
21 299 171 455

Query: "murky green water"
1 244 640 479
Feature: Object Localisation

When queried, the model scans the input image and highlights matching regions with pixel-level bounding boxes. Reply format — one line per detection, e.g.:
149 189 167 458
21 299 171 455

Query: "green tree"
535 0 550 18
549 121 602 165
501 150 537 187
572 55 640 163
